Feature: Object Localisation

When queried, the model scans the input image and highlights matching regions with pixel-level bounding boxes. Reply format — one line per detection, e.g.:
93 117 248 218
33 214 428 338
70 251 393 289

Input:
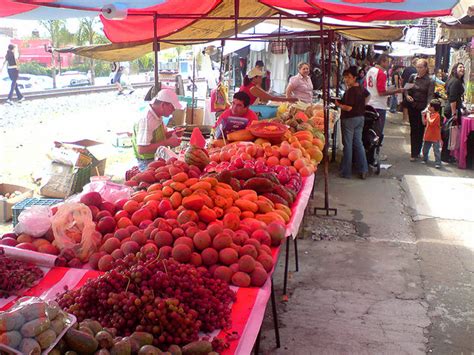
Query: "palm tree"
77 18 102 85
40 20 73 88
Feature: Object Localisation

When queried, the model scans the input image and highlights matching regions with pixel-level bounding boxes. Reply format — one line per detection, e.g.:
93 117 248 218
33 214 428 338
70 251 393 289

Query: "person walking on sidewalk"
365 54 405 157
422 99 443 168
405 58 435 162
1 44 24 104
335 66 369 179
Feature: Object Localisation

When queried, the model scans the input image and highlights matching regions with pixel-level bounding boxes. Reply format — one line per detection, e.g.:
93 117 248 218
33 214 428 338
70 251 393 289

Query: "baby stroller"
362 105 382 175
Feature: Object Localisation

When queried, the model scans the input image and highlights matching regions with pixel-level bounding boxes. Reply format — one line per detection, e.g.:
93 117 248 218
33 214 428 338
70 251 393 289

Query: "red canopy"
101 0 222 43
259 0 459 22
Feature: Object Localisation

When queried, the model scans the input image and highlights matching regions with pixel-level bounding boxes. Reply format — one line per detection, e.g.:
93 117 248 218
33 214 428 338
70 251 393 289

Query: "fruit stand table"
452 115 474 169
0 259 276 355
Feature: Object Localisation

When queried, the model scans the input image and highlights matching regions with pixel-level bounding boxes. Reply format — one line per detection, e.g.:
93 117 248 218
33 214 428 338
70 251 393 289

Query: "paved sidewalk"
260 113 474 354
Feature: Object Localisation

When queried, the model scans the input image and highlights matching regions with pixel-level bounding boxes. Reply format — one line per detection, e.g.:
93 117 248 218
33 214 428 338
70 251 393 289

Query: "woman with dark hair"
357 68 366 87
239 68 297 105
444 63 465 120
335 66 369 179
405 58 435 161
1 44 24 104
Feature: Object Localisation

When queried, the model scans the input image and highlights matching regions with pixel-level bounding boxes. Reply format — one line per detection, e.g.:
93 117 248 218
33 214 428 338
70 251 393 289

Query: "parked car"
0 73 52 94
56 71 91 88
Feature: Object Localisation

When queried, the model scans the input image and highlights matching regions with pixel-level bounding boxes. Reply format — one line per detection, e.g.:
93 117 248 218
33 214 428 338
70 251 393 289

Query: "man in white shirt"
365 54 405 136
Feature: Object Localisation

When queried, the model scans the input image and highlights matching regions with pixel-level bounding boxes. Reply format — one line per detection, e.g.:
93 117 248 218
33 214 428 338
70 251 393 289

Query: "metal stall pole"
191 52 196 123
314 15 337 217
153 13 160 93
332 40 342 163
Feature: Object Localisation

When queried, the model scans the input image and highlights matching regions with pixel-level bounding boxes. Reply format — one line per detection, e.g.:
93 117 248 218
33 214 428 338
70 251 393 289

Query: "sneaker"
5 99 13 105
435 164 441 169
421 160 427 164
410 157 417 162
18 97 25 102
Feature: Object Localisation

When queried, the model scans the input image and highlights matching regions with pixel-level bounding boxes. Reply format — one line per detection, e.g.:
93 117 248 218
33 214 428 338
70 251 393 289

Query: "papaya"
258 195 275 207
273 185 295 204
172 172 188 183
216 170 232 184
263 193 289 207
256 200 274 213
184 178 199 187
229 178 241 191
146 183 162 193
144 191 163 202
241 193 258 202
216 182 232 190
274 209 290 223
235 199 259 213
255 172 280 185
170 192 183 209
238 189 258 198
212 139 226 148
243 177 275 194
198 206 217 223
275 203 292 217
214 195 233 210
64 328 99 354
241 211 255 219
200 177 219 187
215 186 239 200
225 206 242 217
190 181 212 191
231 168 256 180
182 195 205 211
227 129 255 142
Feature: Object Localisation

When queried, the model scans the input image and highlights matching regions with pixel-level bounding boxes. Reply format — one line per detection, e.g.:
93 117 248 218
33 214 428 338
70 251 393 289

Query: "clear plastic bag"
51 203 102 262
14 206 52 238
71 180 131 204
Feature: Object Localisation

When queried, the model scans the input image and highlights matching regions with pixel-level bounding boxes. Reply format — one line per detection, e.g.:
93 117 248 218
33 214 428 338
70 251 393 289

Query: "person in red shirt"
422 99 442 168
214 91 258 131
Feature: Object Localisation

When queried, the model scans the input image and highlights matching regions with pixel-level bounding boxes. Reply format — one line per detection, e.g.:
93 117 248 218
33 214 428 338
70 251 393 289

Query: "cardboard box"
186 107 204 125
59 139 112 176
114 132 133 148
0 183 34 222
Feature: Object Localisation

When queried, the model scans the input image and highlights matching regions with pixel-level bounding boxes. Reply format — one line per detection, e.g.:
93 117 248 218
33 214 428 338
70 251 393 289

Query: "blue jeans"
422 141 441 165
7 68 23 100
137 158 153 172
389 95 398 113
340 116 368 177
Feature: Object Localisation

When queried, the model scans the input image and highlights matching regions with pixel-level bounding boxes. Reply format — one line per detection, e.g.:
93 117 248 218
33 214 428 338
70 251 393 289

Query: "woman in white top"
286 62 313 103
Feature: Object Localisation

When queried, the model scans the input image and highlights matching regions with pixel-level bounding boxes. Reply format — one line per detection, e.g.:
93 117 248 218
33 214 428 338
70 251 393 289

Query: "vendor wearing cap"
240 67 297 105
214 92 258 131
132 88 183 171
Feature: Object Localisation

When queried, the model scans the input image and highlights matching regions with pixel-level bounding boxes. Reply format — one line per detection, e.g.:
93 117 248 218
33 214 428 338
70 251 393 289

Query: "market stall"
0 1 463 354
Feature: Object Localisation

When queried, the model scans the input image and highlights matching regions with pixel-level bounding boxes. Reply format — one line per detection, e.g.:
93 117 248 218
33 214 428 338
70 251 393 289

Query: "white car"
0 73 51 94
56 71 91 88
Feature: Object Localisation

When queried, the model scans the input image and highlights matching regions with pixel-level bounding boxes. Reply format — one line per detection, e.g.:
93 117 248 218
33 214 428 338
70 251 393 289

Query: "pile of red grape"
56 253 236 347
0 249 44 298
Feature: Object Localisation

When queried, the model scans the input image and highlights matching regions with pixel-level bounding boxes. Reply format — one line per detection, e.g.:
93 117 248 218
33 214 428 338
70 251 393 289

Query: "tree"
76 17 104 85
40 20 73 88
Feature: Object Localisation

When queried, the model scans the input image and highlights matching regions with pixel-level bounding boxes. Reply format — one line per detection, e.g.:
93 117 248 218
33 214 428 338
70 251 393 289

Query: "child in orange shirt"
422 99 442 168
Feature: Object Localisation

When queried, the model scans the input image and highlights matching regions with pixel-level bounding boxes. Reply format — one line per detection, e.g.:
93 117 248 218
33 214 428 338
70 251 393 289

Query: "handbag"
448 125 460 151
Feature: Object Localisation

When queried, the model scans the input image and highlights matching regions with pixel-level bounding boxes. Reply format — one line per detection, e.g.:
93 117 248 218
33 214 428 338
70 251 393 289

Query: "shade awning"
259 0 460 22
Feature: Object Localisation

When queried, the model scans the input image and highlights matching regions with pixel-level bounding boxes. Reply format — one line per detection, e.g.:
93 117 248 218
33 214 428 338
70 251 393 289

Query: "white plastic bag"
80 181 132 203
14 206 52 237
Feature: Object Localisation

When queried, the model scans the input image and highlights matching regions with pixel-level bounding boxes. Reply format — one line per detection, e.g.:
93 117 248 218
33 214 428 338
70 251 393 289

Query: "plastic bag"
51 203 101 262
14 206 52 237
71 180 132 204
155 146 178 161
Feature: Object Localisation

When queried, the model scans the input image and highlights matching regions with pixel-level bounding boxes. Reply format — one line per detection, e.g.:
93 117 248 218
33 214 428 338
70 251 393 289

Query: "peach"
80 191 102 207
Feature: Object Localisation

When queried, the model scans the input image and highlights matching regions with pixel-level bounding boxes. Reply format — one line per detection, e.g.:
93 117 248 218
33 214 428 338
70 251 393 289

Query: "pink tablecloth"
453 116 474 169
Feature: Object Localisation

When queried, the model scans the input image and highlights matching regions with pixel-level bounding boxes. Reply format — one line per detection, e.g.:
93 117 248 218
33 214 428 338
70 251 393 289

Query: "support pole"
283 236 290 296
191 52 196 122
153 13 159 92
271 278 281 348
234 0 239 38
219 40 225 82
314 17 337 217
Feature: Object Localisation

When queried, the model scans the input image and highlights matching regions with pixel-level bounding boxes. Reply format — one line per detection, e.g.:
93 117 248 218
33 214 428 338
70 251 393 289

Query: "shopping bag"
448 125 460 151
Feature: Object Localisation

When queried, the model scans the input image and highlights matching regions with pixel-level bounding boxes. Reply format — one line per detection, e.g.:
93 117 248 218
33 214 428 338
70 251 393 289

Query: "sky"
2 18 82 38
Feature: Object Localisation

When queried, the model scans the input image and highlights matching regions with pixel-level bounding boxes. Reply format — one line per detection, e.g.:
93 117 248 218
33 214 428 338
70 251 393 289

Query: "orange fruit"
299 166 312 177
267 156 280 166
293 158 306 170
288 149 302 162
123 200 140 214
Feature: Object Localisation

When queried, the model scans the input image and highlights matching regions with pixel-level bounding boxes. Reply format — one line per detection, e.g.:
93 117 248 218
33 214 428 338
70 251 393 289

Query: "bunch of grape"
56 252 236 347
0 250 44 298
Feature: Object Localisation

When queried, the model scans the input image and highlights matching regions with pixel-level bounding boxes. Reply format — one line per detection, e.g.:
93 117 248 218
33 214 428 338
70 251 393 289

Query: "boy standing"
422 99 442 168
